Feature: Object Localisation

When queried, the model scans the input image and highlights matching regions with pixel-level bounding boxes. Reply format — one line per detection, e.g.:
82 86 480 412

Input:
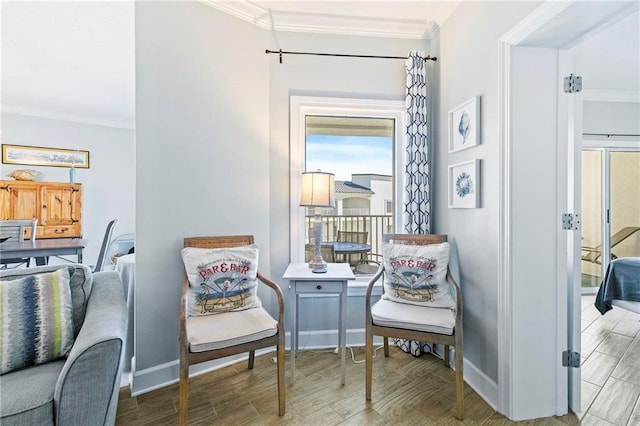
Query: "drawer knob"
316 285 322 290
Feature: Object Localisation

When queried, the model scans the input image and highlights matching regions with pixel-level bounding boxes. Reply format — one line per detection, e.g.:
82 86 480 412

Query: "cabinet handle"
316 285 322 290
0 185 8 190
54 228 68 234
43 205 47 209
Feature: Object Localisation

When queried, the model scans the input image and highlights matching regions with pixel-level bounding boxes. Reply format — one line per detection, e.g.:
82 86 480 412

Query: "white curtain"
398 50 434 357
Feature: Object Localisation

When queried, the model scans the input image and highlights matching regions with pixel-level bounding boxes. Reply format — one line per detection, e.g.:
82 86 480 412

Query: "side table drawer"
295 281 344 294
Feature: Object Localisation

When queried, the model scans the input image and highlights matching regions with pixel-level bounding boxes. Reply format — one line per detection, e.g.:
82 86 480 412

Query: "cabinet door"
40 185 80 227
0 182 39 220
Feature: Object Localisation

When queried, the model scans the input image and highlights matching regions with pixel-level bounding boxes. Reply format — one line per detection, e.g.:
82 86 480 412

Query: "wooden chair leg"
365 333 373 401
454 344 464 420
383 336 389 357
248 350 255 369
179 362 189 426
444 344 450 367
277 344 285 416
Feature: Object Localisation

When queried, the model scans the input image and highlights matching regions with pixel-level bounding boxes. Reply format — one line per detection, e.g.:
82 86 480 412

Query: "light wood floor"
116 346 579 425
580 294 640 425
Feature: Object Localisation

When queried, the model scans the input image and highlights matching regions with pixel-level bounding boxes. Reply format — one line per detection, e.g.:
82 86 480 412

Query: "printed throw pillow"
181 244 262 316
1 267 75 375
381 242 454 308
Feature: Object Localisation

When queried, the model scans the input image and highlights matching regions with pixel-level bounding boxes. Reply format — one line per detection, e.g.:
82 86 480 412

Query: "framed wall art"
448 96 480 153
448 159 480 208
2 144 90 168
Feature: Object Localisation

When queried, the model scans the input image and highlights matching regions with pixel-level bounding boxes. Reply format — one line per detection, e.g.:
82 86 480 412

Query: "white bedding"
611 299 640 314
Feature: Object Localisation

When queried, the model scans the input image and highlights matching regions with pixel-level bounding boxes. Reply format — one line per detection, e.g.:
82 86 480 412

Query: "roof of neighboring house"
335 181 374 195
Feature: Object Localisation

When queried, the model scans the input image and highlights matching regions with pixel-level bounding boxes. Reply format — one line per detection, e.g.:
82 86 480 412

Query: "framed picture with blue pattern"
448 159 480 208
448 96 480 153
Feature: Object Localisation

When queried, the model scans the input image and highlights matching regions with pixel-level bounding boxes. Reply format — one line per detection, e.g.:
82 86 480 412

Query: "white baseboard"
463 357 499 410
130 328 498 411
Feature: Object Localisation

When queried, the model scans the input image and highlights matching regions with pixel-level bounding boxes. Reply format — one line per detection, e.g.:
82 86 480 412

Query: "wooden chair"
179 235 285 425
365 234 464 419
0 219 37 268
305 243 336 263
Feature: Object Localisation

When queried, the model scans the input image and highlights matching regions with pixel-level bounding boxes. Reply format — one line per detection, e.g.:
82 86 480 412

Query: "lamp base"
308 258 327 273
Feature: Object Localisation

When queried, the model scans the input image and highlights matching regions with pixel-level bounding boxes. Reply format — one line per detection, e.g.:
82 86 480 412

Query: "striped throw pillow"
1 267 75 375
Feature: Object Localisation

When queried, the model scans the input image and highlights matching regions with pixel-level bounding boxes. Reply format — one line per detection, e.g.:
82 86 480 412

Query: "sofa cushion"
381 242 454 308
181 244 262 316
1 268 75 374
0 358 63 425
0 264 93 337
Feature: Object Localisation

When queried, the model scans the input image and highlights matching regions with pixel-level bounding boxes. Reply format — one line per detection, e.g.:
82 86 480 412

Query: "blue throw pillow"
1 267 75 374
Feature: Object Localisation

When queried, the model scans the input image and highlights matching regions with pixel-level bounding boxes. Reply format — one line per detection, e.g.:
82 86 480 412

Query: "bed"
594 257 640 315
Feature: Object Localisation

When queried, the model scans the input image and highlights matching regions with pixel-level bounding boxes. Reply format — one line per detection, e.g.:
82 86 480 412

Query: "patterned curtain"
398 50 434 357
403 50 431 235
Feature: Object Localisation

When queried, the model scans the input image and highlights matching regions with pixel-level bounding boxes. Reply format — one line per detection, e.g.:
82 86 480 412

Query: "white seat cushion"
186 306 278 352
371 298 455 335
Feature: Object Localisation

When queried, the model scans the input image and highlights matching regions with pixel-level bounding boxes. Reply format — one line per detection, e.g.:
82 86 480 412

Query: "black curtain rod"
265 49 437 64
583 133 640 137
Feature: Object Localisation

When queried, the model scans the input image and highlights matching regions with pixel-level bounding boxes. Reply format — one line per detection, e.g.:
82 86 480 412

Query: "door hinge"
562 213 581 230
562 350 580 368
564 74 582 93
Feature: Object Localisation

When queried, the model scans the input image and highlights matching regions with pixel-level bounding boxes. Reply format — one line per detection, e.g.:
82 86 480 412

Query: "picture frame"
2 144 90 168
448 159 480 208
448 96 480 153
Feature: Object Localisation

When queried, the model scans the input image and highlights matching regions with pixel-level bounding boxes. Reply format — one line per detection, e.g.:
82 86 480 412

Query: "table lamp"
300 170 335 273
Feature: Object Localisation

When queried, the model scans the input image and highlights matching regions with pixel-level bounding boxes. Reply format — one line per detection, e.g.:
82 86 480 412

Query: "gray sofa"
0 264 127 425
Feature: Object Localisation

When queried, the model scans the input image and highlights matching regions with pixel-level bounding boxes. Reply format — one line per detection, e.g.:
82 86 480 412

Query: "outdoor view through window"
304 115 395 274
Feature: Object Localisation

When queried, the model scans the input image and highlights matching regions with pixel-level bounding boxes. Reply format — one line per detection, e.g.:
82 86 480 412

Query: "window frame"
289 96 406 267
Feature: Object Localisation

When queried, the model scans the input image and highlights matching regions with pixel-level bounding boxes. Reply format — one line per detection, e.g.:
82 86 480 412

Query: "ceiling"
1 1 637 131
1 1 458 130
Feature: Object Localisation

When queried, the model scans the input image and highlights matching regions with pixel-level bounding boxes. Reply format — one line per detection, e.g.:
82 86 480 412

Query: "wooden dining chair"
179 235 285 425
305 243 336 263
365 234 464 419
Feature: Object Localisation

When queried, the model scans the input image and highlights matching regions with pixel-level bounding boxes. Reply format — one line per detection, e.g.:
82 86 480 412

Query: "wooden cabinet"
0 180 82 239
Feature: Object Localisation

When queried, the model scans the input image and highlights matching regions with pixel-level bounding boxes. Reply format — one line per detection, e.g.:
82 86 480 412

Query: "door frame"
497 1 639 419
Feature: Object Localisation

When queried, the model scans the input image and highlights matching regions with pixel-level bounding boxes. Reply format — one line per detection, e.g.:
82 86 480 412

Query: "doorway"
581 147 640 293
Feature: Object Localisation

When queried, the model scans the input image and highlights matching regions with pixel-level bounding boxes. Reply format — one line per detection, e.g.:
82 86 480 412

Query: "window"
385 200 393 214
290 96 406 272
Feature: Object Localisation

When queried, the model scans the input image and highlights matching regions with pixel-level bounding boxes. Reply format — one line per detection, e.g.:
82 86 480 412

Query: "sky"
305 134 393 181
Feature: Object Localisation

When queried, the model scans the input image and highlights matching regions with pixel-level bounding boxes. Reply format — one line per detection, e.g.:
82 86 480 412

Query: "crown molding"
200 0 434 39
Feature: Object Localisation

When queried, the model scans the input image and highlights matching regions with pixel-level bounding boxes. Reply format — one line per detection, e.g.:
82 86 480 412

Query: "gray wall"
268 31 428 333
583 101 640 135
135 2 270 371
0 112 135 264
134 0 429 385
434 1 541 383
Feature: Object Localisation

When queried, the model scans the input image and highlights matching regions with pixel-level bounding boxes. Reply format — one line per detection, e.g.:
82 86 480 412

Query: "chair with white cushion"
365 234 464 419
179 235 285 425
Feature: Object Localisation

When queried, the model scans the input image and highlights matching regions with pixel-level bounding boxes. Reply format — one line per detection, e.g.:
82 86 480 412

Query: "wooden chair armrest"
257 271 286 330
365 268 384 321
446 269 463 330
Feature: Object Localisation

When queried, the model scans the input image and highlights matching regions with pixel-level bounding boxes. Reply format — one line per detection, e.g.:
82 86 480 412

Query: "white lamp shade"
300 171 335 208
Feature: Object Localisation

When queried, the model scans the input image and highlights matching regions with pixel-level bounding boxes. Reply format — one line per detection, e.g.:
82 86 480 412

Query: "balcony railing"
304 214 394 261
